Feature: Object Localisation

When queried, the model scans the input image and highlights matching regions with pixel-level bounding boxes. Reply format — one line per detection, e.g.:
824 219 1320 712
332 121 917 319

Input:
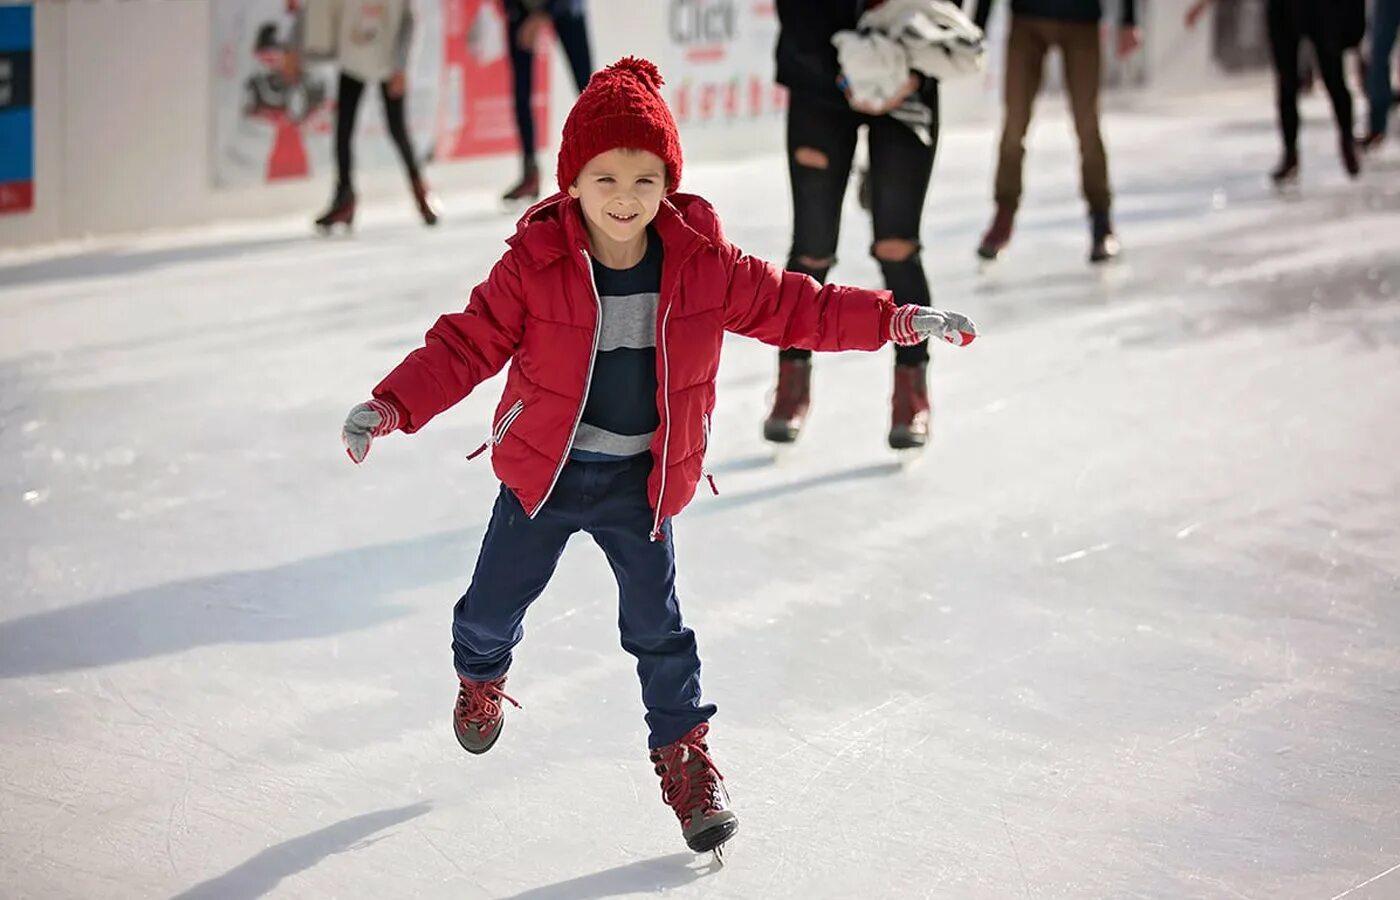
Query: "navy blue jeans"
453 456 714 748
504 0 593 162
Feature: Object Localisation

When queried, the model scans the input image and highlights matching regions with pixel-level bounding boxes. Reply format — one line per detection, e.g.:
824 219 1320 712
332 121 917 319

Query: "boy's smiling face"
568 148 667 260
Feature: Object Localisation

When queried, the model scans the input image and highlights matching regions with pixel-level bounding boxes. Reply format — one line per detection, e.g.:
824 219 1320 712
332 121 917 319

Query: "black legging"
1268 0 1354 157
505 0 592 163
780 93 940 367
334 71 421 194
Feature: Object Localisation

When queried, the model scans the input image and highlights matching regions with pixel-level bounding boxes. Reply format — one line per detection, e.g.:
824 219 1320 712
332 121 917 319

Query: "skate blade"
768 442 796 464
314 220 354 237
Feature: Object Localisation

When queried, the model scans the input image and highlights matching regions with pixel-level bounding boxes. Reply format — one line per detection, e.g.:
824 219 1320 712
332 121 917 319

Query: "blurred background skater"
1188 0 1366 184
1360 0 1399 150
500 0 594 204
288 0 440 232
763 0 983 452
974 0 1142 266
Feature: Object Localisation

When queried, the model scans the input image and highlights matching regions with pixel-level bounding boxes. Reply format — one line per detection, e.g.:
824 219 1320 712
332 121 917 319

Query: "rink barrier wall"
0 0 1227 251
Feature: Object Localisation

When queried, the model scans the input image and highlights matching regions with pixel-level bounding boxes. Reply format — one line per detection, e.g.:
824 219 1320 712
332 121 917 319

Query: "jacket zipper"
701 412 718 496
651 302 674 540
467 398 525 460
530 249 602 518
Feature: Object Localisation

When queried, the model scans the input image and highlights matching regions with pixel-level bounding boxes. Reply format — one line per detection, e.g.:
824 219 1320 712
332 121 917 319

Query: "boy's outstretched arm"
721 249 976 351
342 253 527 463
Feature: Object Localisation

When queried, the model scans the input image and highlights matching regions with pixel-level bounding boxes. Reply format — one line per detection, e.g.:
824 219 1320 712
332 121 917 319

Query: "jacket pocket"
493 399 525 446
468 399 525 461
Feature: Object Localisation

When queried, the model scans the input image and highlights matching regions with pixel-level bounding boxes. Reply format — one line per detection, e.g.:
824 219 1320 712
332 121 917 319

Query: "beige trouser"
995 15 1112 214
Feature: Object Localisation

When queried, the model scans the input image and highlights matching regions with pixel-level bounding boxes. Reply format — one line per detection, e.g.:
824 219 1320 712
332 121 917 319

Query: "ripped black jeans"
780 91 939 367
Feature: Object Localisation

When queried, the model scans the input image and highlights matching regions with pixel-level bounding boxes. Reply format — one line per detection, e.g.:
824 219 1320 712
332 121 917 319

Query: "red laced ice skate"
889 362 931 450
314 187 356 234
650 723 739 859
763 357 812 444
453 676 519 755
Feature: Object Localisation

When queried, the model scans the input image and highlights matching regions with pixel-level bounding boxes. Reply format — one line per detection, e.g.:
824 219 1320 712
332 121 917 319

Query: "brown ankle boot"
763 357 812 444
889 363 931 450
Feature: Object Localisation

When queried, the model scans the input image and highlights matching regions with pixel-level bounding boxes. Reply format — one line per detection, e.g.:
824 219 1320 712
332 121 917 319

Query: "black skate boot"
976 205 1015 262
1340 136 1361 179
1270 152 1300 188
502 160 541 205
412 176 441 226
763 357 812 444
1089 210 1120 264
889 362 931 450
314 186 356 234
453 676 519 755
650 723 738 856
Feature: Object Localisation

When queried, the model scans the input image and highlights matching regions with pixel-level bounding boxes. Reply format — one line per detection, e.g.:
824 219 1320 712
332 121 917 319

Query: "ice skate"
763 357 812 446
314 187 356 235
453 676 519 755
976 205 1015 270
412 177 441 226
1089 211 1120 265
889 361 931 453
502 162 541 209
1340 137 1361 179
1270 154 1300 191
650 723 738 860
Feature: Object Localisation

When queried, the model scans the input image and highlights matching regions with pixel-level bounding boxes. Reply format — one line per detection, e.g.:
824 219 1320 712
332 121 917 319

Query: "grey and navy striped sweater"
569 229 664 462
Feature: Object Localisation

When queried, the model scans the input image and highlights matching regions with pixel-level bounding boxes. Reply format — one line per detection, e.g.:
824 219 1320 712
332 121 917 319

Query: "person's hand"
516 11 549 51
845 72 920 115
282 48 302 84
342 398 402 464
1117 25 1142 60
1185 1 1211 29
889 306 978 347
387 69 407 98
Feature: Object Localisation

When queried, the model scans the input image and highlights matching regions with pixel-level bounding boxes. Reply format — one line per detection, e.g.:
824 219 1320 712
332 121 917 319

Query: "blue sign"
0 3 34 214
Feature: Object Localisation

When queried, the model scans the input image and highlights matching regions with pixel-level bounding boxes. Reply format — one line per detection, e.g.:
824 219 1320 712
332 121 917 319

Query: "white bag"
300 0 343 61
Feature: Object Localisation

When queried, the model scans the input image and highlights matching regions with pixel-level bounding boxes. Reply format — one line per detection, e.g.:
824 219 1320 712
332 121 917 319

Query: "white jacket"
833 0 985 109
298 0 415 83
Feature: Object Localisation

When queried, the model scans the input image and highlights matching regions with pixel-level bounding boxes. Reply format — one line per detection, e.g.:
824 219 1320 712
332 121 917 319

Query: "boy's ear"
567 181 580 199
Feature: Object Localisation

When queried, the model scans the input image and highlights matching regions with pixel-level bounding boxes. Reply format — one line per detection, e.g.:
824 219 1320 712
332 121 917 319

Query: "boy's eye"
597 176 615 184
637 178 655 185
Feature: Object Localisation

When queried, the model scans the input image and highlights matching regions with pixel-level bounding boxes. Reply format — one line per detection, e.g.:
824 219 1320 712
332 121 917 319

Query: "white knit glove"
342 398 402 464
889 306 978 347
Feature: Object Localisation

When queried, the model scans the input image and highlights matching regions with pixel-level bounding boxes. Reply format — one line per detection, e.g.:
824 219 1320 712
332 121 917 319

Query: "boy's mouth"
607 211 640 224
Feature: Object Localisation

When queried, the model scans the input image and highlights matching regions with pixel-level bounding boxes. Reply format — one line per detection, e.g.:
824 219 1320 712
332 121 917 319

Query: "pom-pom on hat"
556 57 683 194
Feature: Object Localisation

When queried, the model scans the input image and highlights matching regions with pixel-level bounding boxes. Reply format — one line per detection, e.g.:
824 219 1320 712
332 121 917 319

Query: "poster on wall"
663 0 786 127
0 2 33 215
210 0 547 189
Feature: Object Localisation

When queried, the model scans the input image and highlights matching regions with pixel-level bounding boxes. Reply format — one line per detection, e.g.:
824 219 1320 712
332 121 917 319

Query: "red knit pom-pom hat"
556 56 683 194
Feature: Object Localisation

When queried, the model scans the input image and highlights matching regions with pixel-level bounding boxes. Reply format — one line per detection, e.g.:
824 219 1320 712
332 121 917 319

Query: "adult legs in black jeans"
504 0 594 200
1267 0 1358 181
764 94 940 447
319 71 438 228
333 71 367 197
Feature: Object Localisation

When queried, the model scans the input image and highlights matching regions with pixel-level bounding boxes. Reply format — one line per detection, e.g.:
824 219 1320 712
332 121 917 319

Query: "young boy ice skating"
340 57 976 855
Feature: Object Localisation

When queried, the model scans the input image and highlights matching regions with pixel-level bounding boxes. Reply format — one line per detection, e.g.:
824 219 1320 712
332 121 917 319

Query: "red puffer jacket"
373 192 895 536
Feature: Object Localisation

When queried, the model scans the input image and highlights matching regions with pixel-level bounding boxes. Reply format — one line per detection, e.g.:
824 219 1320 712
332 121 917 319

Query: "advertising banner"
210 0 548 188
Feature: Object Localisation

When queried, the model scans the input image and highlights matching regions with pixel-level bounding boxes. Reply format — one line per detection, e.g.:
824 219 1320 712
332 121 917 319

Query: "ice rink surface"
2 85 1399 899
